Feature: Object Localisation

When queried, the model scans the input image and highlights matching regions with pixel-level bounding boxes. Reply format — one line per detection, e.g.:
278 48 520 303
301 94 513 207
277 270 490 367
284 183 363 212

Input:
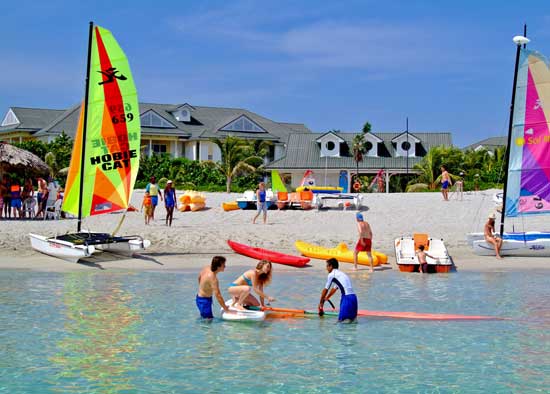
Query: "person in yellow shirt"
145 176 163 220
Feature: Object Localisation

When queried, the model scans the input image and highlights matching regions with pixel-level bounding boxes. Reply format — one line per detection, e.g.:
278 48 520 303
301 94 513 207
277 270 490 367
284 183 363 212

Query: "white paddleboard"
221 299 265 321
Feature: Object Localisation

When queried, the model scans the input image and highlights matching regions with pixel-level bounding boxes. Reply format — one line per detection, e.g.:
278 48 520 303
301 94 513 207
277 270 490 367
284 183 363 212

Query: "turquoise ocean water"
1 267 549 393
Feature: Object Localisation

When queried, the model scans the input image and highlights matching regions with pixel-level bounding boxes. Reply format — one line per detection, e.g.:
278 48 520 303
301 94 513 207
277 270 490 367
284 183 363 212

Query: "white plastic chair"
22 198 36 219
44 199 62 220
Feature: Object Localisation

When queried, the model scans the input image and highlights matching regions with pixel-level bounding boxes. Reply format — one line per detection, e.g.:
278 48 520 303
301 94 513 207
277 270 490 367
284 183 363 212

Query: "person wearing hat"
484 212 503 259
163 180 177 226
353 212 374 272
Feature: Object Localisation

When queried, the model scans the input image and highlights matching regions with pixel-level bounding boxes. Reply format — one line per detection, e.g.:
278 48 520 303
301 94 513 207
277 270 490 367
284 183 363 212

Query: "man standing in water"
196 256 231 319
353 212 373 272
318 258 358 323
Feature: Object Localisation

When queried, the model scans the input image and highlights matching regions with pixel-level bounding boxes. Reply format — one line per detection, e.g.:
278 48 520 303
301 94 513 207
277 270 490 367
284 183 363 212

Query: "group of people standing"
0 176 59 219
196 256 359 323
141 176 177 226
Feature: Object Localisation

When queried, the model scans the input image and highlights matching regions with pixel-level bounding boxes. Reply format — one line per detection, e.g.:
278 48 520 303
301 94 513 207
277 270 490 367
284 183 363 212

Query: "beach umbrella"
0 142 50 178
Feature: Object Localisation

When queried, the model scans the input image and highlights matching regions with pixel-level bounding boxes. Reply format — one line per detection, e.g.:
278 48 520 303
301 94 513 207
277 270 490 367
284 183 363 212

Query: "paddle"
249 305 503 320
248 300 339 318
318 298 336 316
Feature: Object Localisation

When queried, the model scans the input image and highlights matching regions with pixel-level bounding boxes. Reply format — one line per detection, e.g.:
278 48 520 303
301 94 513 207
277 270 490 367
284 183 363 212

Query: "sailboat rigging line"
499 26 526 237
112 212 127 237
77 21 94 233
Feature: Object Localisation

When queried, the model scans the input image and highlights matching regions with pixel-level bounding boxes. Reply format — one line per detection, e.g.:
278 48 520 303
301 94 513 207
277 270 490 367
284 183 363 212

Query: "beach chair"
44 199 62 220
413 233 430 250
22 198 36 219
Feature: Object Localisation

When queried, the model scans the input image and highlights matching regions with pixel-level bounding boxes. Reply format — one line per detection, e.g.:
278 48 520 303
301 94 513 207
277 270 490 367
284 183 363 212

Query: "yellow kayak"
295 240 388 266
222 201 239 211
295 186 343 194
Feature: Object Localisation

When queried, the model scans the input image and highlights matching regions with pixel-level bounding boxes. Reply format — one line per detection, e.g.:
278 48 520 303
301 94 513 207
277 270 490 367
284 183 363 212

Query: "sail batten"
505 48 550 217
62 25 140 218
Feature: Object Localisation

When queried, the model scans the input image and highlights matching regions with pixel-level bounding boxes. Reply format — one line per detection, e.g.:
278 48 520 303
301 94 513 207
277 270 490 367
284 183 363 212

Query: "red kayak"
227 240 310 267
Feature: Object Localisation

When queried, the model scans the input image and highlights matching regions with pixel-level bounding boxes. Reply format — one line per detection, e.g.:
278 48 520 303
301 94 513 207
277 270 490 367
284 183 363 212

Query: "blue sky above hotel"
1 0 550 146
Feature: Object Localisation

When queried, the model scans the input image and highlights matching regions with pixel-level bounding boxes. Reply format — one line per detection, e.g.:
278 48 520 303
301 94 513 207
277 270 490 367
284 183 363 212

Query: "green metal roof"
32 102 310 142
266 132 453 171
0 107 65 134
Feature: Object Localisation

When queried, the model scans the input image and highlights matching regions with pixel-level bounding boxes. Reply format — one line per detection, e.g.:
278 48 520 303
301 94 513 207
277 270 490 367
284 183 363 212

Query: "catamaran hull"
95 238 151 254
29 233 96 263
29 232 151 262
467 232 550 256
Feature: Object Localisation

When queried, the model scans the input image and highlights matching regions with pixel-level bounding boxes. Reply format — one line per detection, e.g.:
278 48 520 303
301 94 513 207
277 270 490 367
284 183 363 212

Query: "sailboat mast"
77 21 94 233
500 25 527 237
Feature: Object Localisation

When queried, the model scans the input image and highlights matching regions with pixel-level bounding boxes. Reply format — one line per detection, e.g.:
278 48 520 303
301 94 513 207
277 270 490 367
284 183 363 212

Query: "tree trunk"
356 161 359 195
226 177 231 193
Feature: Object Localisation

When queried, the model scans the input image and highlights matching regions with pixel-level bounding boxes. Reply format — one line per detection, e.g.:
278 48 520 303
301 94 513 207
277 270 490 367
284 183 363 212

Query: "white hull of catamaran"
29 233 96 263
467 232 550 256
95 238 151 254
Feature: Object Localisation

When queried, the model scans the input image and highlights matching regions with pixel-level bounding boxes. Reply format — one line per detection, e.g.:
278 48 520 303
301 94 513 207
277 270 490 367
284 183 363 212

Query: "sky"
1 0 550 147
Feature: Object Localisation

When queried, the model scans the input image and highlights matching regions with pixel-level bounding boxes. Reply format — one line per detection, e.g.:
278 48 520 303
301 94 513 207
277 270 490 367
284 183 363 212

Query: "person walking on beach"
145 176 162 220
484 213 503 259
318 258 358 323
353 212 374 272
440 165 452 201
163 180 176 226
141 191 153 225
228 260 275 310
197 256 231 319
252 182 268 224
416 245 438 273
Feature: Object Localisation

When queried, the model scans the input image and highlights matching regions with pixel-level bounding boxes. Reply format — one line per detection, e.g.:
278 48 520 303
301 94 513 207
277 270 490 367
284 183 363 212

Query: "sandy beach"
0 189 548 273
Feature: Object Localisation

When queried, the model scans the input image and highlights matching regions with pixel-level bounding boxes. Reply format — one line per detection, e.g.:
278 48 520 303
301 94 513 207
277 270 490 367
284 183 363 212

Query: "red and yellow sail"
63 25 140 217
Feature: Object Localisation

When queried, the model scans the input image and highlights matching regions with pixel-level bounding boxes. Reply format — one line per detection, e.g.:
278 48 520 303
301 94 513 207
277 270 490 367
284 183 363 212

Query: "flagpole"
500 25 528 237
77 21 94 232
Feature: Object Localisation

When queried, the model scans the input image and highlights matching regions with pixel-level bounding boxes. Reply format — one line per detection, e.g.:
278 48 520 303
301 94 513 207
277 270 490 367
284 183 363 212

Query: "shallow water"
0 268 549 393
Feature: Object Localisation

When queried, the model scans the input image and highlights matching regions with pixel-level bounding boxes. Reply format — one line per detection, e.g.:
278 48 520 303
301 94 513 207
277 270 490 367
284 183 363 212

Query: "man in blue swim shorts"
197 256 230 319
440 165 452 201
318 258 358 323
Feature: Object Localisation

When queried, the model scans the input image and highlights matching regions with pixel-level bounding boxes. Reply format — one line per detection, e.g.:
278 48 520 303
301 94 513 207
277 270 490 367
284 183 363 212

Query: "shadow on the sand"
77 251 163 269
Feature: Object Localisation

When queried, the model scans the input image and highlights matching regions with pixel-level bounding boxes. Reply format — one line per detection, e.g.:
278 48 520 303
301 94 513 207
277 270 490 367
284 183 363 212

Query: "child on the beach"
416 245 437 273
141 191 153 225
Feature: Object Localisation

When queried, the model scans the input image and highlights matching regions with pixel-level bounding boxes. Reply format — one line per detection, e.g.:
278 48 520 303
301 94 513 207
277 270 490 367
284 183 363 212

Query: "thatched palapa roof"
0 142 50 177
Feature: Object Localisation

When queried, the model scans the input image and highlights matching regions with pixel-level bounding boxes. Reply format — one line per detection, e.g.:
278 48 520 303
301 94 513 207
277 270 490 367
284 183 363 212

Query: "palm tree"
210 136 259 192
352 134 366 192
362 122 372 134
246 139 273 169
409 147 440 190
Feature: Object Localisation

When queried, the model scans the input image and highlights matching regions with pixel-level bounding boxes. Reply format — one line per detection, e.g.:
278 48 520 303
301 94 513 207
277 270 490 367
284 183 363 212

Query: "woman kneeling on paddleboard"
228 260 275 310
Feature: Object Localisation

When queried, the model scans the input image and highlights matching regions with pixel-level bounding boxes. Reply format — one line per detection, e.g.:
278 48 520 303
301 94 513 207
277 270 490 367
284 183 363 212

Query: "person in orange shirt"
141 191 153 225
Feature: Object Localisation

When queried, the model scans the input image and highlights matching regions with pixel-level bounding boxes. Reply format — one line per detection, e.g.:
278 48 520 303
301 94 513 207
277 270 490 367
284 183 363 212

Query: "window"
326 141 335 151
402 141 411 151
152 144 167 154
140 111 176 128
1 110 19 126
365 141 373 152
220 115 265 133
174 109 190 122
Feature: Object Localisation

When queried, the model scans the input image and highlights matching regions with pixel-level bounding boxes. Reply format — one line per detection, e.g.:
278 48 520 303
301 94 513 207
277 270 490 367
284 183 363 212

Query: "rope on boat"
111 211 127 237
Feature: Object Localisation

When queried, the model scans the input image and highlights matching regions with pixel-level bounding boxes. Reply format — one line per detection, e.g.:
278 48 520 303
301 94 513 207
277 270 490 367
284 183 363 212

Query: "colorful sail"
505 48 550 217
63 25 140 217
271 170 287 193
